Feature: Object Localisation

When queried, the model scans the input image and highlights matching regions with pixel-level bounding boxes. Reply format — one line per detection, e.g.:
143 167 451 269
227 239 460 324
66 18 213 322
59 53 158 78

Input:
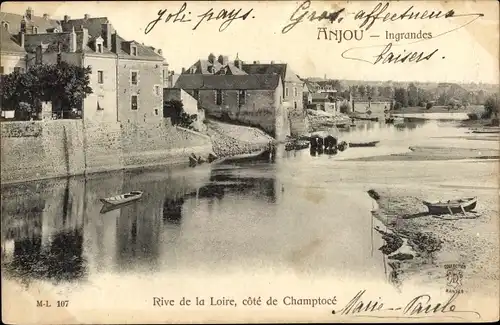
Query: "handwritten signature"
144 2 254 34
283 0 484 65
333 290 481 319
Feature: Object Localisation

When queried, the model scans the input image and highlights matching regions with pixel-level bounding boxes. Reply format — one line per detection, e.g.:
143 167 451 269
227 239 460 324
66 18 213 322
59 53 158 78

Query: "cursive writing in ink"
144 3 192 35
373 43 439 64
282 0 345 34
194 7 254 32
338 290 385 315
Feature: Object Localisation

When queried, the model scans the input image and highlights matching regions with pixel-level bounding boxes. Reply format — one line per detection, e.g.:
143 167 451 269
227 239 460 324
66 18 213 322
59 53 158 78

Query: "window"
294 101 297 109
238 90 246 106
0 66 4 74
154 109 159 116
216 90 223 105
285 88 289 97
162 69 167 81
97 70 104 84
33 26 38 34
2 22 9 31
14 67 21 73
131 95 138 110
193 90 199 100
131 71 138 85
131 46 137 56
97 43 103 53
293 87 297 97
154 85 160 96
97 100 103 111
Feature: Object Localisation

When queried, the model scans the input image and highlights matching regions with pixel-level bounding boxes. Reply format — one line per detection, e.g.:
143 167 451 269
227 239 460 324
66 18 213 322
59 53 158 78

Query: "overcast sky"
3 1 499 84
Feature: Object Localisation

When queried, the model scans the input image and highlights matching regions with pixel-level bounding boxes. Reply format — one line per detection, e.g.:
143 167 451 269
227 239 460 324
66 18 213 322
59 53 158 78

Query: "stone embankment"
307 109 351 132
204 119 274 158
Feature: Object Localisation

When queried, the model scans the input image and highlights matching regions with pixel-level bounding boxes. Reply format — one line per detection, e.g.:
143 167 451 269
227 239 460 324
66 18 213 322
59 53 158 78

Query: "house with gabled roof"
173 73 290 140
1 7 168 124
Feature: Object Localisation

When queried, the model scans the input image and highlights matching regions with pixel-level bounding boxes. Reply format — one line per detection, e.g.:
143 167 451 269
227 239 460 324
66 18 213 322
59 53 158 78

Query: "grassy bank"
368 187 499 294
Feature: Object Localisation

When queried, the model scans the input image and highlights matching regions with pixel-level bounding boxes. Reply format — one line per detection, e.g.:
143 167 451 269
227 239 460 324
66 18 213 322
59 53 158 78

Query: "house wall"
117 58 163 123
83 55 118 122
1 120 213 184
0 53 26 74
284 80 308 136
193 86 282 136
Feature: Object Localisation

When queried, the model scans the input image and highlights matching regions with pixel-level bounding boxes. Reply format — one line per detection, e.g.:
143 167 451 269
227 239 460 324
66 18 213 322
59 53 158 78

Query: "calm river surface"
1 118 498 296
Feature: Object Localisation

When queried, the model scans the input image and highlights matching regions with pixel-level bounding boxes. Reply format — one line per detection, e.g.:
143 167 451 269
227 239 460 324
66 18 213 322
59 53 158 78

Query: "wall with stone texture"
1 119 213 184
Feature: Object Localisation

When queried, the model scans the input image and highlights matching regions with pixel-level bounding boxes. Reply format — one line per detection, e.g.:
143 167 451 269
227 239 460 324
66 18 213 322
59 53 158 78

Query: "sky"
3 1 499 84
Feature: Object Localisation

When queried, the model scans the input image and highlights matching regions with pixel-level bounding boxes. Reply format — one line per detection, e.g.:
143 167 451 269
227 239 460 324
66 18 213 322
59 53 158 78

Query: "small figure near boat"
423 197 477 215
337 141 348 151
324 135 337 150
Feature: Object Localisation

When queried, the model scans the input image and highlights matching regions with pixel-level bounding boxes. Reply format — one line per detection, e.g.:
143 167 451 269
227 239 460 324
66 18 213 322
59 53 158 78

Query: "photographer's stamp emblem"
445 264 466 293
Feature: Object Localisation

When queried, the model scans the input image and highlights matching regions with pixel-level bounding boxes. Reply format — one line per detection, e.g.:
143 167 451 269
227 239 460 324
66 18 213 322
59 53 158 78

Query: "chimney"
270 60 275 64
208 53 215 64
43 13 50 20
26 7 33 20
84 14 90 19
69 26 77 52
102 23 114 49
253 60 260 64
111 32 119 53
64 15 70 22
181 67 186 74
81 27 89 50
157 49 162 55
18 32 25 48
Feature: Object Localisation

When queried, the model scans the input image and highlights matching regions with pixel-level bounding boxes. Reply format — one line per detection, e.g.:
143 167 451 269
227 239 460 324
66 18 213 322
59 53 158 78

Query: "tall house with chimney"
0 7 167 123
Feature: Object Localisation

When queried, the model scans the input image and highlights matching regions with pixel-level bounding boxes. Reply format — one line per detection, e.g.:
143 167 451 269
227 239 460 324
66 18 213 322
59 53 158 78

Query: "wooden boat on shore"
349 141 380 147
218 149 270 164
471 129 500 134
423 197 477 215
356 117 379 122
100 191 143 207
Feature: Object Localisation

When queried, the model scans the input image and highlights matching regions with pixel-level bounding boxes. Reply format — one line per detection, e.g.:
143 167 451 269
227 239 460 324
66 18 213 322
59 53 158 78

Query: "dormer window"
2 22 9 31
95 36 104 53
131 45 137 56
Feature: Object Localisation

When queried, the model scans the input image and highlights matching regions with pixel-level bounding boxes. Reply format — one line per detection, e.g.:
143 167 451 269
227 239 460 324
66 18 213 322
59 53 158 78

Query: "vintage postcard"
1 0 499 323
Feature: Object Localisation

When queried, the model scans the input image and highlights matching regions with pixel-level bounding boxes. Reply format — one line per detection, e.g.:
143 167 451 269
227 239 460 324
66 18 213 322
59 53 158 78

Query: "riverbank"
204 119 274 158
347 145 500 161
368 187 499 295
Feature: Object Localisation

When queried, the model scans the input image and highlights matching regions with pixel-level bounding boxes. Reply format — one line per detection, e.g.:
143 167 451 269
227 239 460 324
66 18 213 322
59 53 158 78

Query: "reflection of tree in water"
6 228 86 282
187 173 277 203
162 197 184 225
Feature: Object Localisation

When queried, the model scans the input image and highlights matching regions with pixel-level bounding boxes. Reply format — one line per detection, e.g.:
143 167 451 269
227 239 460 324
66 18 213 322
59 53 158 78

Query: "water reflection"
2 118 475 286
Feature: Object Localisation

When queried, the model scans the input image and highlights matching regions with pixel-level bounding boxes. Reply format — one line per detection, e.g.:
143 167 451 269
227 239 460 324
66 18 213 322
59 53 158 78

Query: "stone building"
0 8 167 124
179 53 308 137
173 73 290 140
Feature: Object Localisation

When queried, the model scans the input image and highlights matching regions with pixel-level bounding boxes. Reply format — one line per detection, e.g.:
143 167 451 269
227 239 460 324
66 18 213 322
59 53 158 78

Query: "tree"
358 85 366 97
407 83 418 107
0 61 92 119
394 87 409 107
483 94 499 119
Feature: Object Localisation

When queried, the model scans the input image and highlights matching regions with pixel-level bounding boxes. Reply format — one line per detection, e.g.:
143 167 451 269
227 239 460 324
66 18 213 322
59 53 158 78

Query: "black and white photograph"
1 0 499 323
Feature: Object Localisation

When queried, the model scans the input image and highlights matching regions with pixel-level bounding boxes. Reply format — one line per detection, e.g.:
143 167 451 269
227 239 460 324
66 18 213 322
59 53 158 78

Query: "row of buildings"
2 8 360 138
1 8 167 124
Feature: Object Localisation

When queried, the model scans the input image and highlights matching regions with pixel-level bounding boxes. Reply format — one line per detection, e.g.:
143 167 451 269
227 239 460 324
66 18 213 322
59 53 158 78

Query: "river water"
1 117 498 318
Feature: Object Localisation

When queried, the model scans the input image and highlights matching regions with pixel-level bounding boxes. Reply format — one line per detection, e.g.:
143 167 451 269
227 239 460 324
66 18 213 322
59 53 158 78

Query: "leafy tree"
163 99 196 128
339 101 351 114
0 61 92 119
483 94 499 119
394 88 409 107
426 102 433 110
407 83 418 107
358 85 366 97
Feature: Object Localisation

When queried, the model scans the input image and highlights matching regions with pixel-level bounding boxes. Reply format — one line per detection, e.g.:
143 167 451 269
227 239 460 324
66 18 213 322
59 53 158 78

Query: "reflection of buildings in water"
162 197 184 225
2 178 86 282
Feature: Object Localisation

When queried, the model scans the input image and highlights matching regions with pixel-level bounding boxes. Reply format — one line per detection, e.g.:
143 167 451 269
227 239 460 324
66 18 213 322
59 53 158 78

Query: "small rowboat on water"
100 191 143 206
422 197 477 215
349 141 380 147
